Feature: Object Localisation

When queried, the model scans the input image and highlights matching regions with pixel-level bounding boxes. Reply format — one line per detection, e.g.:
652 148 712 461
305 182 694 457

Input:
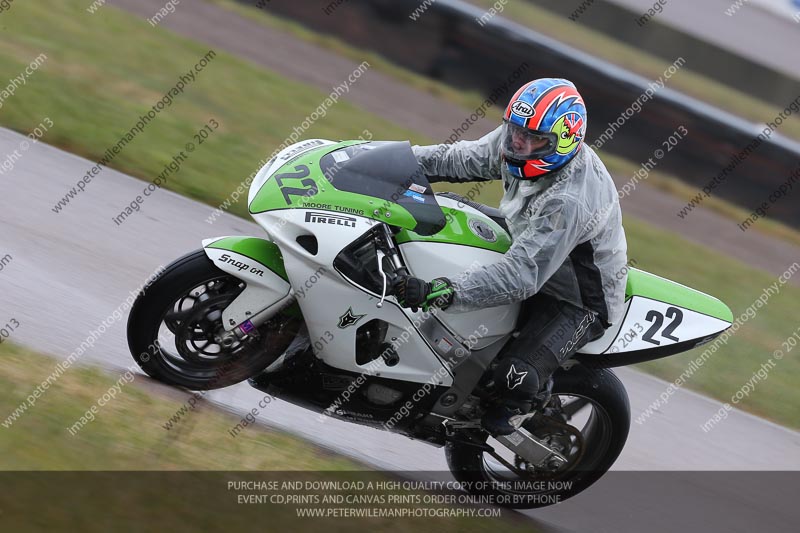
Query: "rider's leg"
481 292 606 435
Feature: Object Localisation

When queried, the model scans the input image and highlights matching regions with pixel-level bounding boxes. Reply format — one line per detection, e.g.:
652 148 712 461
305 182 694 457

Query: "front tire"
127 250 299 390
446 364 630 509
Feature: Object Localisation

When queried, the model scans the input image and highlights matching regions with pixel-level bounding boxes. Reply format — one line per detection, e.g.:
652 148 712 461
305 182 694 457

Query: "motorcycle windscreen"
319 141 446 236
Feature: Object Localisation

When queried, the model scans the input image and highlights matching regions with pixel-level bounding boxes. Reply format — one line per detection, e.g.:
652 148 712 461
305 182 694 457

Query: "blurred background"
1 0 799 530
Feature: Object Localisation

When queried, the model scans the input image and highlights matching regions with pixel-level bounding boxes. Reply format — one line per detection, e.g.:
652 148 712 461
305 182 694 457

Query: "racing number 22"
642 307 683 346
275 165 318 205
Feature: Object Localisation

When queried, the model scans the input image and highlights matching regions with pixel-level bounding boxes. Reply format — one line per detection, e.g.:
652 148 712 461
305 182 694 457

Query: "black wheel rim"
478 392 615 496
151 275 257 381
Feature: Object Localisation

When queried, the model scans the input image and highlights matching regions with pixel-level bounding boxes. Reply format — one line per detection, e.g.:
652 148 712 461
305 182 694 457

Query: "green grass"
0 342 359 471
0 1 429 219
464 0 800 142
0 1 798 429
208 0 492 114
0 343 535 532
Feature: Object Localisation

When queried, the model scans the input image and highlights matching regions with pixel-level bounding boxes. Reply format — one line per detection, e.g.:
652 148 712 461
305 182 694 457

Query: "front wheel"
127 250 300 390
445 365 630 509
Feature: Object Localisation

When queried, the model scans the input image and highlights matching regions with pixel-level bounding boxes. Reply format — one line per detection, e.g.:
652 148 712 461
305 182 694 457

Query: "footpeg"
495 427 568 468
508 411 537 428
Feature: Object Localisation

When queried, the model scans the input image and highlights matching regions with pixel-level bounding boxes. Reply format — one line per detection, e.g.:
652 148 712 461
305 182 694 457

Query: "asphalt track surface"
605 0 800 80
2 128 798 532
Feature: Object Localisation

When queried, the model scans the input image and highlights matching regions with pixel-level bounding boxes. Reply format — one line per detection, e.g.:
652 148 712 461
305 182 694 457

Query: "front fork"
215 293 297 348
202 236 296 347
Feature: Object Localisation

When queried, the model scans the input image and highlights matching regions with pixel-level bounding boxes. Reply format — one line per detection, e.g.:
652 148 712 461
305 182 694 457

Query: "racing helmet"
501 78 588 180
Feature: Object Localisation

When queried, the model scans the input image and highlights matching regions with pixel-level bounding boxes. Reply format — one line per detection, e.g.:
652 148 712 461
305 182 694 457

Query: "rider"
393 78 628 435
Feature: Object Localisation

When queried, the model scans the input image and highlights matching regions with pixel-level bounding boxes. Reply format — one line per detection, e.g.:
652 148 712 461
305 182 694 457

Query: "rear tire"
127 250 299 390
445 364 630 509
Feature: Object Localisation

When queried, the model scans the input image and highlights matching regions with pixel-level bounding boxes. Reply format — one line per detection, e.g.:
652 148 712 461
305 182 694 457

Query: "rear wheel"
445 364 630 508
127 250 300 390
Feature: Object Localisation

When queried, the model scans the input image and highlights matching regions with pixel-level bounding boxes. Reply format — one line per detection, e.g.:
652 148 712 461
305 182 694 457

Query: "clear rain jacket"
412 125 628 326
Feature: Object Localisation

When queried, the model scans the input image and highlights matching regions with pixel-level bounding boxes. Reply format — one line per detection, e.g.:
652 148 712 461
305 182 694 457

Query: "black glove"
392 275 454 312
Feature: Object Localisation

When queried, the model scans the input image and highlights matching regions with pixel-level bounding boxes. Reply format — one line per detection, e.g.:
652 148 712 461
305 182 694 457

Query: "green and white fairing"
201 139 732 384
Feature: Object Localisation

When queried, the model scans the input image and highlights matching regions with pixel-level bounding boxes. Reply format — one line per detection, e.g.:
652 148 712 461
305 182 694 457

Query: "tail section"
577 269 733 367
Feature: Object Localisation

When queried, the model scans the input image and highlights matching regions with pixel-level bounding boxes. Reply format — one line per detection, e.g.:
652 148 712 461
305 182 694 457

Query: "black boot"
482 357 542 436
481 398 532 436
481 404 524 436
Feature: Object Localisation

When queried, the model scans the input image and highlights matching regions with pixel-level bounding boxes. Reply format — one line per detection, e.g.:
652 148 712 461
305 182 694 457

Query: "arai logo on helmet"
510 100 534 118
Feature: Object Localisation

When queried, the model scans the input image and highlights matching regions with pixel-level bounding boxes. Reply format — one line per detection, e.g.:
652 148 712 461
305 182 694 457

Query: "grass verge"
0 342 357 470
0 343 534 531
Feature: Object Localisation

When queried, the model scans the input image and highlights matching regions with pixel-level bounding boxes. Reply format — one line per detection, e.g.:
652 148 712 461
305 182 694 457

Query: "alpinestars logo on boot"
337 307 365 329
506 364 528 390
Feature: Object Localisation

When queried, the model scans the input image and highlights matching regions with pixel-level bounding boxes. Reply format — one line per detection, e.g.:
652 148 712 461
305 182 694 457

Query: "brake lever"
376 250 387 308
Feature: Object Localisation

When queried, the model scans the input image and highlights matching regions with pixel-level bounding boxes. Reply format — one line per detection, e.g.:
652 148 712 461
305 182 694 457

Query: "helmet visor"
501 120 558 161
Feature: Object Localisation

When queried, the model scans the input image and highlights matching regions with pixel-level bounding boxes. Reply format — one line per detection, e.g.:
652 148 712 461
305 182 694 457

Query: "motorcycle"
127 139 733 507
